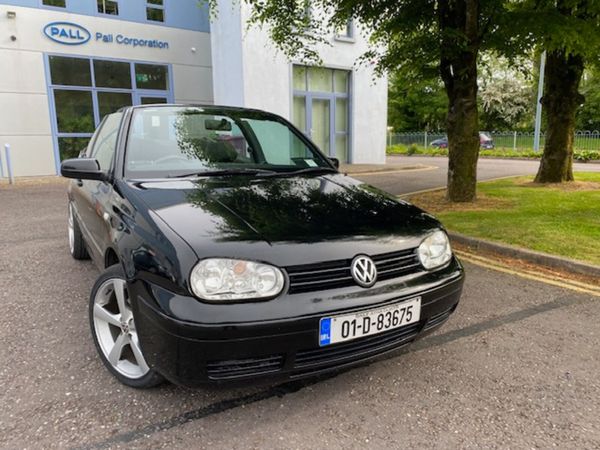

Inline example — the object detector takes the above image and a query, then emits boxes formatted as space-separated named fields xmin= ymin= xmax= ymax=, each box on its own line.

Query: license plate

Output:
xmin=318 ymin=297 xmax=421 ymax=346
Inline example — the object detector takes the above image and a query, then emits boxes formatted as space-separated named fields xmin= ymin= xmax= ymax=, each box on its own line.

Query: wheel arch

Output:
xmin=104 ymin=247 xmax=120 ymax=268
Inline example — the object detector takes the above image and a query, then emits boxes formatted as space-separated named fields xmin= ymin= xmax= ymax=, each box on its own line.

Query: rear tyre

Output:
xmin=68 ymin=202 xmax=89 ymax=260
xmin=89 ymin=265 xmax=165 ymax=389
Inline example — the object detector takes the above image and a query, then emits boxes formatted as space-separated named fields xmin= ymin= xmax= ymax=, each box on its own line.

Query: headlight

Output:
xmin=190 ymin=258 xmax=285 ymax=301
xmin=418 ymin=230 xmax=452 ymax=270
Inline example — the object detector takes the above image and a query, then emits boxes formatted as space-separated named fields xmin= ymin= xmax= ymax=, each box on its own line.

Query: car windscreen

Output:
xmin=124 ymin=106 xmax=332 ymax=178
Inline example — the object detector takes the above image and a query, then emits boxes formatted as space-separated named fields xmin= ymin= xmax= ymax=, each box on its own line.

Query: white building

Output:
xmin=0 ymin=0 xmax=387 ymax=177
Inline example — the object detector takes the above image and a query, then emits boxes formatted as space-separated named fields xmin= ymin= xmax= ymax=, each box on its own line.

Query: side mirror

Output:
xmin=60 ymin=158 xmax=106 ymax=181
xmin=328 ymin=157 xmax=340 ymax=169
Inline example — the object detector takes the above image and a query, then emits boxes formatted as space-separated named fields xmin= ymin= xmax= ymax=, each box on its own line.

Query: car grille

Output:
xmin=285 ymin=248 xmax=422 ymax=294
xmin=293 ymin=322 xmax=422 ymax=372
xmin=206 ymin=355 xmax=284 ymax=381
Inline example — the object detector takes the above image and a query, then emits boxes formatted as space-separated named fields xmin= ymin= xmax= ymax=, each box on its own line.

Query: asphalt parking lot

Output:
xmin=1 ymin=181 xmax=599 ymax=449
xmin=363 ymin=156 xmax=600 ymax=195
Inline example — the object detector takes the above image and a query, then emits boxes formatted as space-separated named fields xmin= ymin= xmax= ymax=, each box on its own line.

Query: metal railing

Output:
xmin=387 ymin=131 xmax=600 ymax=152
xmin=387 ymin=132 xmax=447 ymax=148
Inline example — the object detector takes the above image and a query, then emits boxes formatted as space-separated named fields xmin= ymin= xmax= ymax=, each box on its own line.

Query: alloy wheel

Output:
xmin=92 ymin=278 xmax=150 ymax=379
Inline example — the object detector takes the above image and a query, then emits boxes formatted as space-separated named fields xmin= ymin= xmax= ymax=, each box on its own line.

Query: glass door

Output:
xmin=309 ymin=97 xmax=332 ymax=156
xmin=292 ymin=65 xmax=350 ymax=162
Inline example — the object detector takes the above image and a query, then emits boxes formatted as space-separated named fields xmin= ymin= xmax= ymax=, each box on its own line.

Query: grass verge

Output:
xmin=406 ymin=172 xmax=600 ymax=266
xmin=387 ymin=144 xmax=600 ymax=162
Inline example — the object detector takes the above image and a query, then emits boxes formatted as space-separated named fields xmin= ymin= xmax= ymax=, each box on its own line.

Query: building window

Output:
xmin=335 ymin=19 xmax=354 ymax=40
xmin=146 ymin=0 xmax=165 ymax=22
xmin=93 ymin=60 xmax=131 ymax=89
xmin=42 ymin=0 xmax=66 ymax=7
xmin=97 ymin=0 xmax=119 ymax=15
xmin=135 ymin=64 xmax=169 ymax=90
xmin=49 ymin=56 xmax=92 ymax=87
xmin=47 ymin=55 xmax=171 ymax=161
xmin=292 ymin=65 xmax=350 ymax=162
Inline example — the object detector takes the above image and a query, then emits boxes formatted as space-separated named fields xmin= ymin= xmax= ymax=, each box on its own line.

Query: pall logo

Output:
xmin=43 ymin=22 xmax=91 ymax=45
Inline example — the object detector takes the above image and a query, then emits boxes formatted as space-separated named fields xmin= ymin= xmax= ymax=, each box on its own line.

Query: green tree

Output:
xmin=388 ymin=73 xmax=447 ymax=132
xmin=232 ymin=0 xmax=528 ymax=202
xmin=478 ymin=55 xmax=535 ymax=130
xmin=521 ymin=0 xmax=600 ymax=183
xmin=388 ymin=54 xmax=535 ymax=133
xmin=479 ymin=77 xmax=534 ymax=130
xmin=576 ymin=69 xmax=600 ymax=130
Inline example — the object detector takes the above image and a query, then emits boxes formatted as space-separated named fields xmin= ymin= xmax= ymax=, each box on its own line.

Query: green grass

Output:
xmin=387 ymin=144 xmax=600 ymax=161
xmin=411 ymin=173 xmax=600 ymax=266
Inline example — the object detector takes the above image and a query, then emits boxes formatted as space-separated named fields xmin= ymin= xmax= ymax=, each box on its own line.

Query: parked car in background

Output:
xmin=61 ymin=105 xmax=464 ymax=388
xmin=479 ymin=132 xmax=495 ymax=149
xmin=429 ymin=137 xmax=449 ymax=149
xmin=430 ymin=133 xmax=494 ymax=149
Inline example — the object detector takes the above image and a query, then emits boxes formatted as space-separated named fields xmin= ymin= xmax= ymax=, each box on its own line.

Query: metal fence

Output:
xmin=388 ymin=131 xmax=600 ymax=152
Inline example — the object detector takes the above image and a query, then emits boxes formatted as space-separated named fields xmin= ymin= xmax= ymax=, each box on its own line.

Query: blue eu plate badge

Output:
xmin=319 ymin=317 xmax=332 ymax=346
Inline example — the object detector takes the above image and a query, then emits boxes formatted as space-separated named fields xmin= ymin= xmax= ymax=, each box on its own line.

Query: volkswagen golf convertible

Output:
xmin=61 ymin=105 xmax=464 ymax=388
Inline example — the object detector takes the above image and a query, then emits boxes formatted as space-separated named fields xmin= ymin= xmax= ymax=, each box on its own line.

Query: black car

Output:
xmin=61 ymin=105 xmax=464 ymax=388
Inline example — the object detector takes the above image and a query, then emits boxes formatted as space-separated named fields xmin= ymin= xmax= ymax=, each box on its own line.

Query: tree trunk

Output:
xmin=444 ymin=59 xmax=480 ymax=202
xmin=439 ymin=0 xmax=481 ymax=202
xmin=534 ymin=50 xmax=584 ymax=183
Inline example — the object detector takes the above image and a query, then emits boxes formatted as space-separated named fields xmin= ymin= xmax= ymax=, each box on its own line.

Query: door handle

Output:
xmin=77 ymin=179 xmax=83 ymax=187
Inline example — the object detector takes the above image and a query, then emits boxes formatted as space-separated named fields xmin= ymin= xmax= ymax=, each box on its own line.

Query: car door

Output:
xmin=69 ymin=121 xmax=104 ymax=263
xmin=74 ymin=112 xmax=123 ymax=266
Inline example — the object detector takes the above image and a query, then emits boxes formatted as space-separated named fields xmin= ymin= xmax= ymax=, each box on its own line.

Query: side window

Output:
xmin=243 ymin=118 xmax=314 ymax=165
xmin=90 ymin=112 xmax=123 ymax=171
xmin=84 ymin=119 xmax=105 ymax=158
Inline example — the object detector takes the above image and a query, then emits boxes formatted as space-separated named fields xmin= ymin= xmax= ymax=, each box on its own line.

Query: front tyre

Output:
xmin=89 ymin=265 xmax=165 ymax=389
xmin=68 ymin=202 xmax=89 ymax=260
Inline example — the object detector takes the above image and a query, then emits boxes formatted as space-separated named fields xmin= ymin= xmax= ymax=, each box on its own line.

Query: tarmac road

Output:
xmin=1 ymin=182 xmax=599 ymax=449
xmin=354 ymin=156 xmax=600 ymax=195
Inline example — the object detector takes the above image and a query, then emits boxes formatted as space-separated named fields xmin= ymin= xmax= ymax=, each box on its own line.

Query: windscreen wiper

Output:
xmin=170 ymin=168 xmax=278 ymax=178
xmin=263 ymin=167 xmax=338 ymax=178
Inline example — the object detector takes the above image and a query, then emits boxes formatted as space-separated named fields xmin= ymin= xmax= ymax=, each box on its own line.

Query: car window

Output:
xmin=243 ymin=118 xmax=311 ymax=165
xmin=125 ymin=106 xmax=330 ymax=178
xmin=91 ymin=112 xmax=122 ymax=171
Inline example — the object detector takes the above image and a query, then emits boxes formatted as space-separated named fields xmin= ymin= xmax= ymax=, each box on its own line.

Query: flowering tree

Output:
xmin=478 ymin=57 xmax=534 ymax=131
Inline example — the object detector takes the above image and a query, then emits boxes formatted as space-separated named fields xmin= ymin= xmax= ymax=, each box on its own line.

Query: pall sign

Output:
xmin=43 ymin=22 xmax=91 ymax=45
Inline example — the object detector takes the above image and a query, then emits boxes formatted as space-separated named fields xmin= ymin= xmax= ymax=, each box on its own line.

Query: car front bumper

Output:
xmin=130 ymin=258 xmax=464 ymax=386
